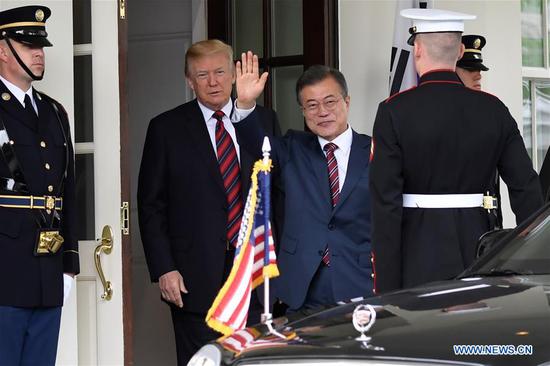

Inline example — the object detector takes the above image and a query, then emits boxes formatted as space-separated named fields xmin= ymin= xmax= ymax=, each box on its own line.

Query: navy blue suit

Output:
xmin=236 ymin=115 xmax=373 ymax=310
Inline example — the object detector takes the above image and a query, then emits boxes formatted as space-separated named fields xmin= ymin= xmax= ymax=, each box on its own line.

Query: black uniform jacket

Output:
xmin=0 ymin=81 xmax=79 ymax=307
xmin=138 ymin=99 xmax=279 ymax=314
xmin=370 ymin=70 xmax=543 ymax=294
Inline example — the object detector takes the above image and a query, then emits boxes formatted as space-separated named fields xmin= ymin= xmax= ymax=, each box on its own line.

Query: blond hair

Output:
xmin=185 ymin=39 xmax=234 ymax=76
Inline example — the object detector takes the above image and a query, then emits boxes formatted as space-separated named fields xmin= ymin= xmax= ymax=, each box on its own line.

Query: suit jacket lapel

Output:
xmin=306 ymin=134 xmax=332 ymax=210
xmin=334 ymin=130 xmax=370 ymax=210
xmin=0 ymin=81 xmax=38 ymax=132
xmin=183 ymin=100 xmax=225 ymax=192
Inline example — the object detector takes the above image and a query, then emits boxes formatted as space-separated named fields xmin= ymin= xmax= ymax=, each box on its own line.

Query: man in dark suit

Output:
xmin=235 ymin=61 xmax=374 ymax=312
xmin=137 ymin=40 xmax=279 ymax=365
xmin=0 ymin=6 xmax=79 ymax=366
xmin=370 ymin=8 xmax=543 ymax=294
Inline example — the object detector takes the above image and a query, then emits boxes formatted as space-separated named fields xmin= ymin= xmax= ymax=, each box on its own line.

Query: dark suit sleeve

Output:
xmin=498 ymin=108 xmax=543 ymax=224
xmin=370 ymin=101 xmax=403 ymax=293
xmin=138 ymin=117 xmax=176 ymax=282
xmin=60 ymin=112 xmax=79 ymax=275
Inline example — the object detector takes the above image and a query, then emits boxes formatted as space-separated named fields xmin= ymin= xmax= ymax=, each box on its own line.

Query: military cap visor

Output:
xmin=0 ymin=6 xmax=52 ymax=47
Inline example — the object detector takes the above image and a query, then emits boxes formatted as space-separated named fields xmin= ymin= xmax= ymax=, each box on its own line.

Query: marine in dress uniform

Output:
xmin=370 ymin=9 xmax=543 ymax=294
xmin=0 ymin=6 xmax=79 ymax=366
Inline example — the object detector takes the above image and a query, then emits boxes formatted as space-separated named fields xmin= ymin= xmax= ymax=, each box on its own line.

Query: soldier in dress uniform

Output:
xmin=370 ymin=8 xmax=543 ymax=294
xmin=0 ymin=5 xmax=78 ymax=365
xmin=456 ymin=34 xmax=488 ymax=90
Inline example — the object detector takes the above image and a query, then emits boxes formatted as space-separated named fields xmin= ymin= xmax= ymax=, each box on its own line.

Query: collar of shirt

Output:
xmin=197 ymin=99 xmax=233 ymax=123
xmin=317 ymin=124 xmax=353 ymax=156
xmin=197 ymin=98 xmax=241 ymax=162
xmin=0 ymin=75 xmax=37 ymax=114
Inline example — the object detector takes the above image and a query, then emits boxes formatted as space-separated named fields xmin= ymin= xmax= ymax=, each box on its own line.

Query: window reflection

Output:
xmin=536 ymin=82 xmax=550 ymax=171
xmin=273 ymin=66 xmax=304 ymax=133
xmin=521 ymin=0 xmax=544 ymax=67
xmin=523 ymin=79 xmax=533 ymax=161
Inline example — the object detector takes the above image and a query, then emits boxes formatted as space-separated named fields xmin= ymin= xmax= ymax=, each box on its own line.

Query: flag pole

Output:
xmin=260 ymin=137 xmax=285 ymax=339
xmin=260 ymin=136 xmax=272 ymax=324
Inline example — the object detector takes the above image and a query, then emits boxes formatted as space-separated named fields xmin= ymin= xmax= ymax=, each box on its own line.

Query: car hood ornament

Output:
xmin=352 ymin=304 xmax=377 ymax=341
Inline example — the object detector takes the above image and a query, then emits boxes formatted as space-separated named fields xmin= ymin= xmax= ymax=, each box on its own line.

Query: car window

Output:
xmin=476 ymin=205 xmax=550 ymax=275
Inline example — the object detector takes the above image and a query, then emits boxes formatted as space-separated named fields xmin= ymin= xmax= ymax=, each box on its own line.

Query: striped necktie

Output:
xmin=322 ymin=142 xmax=340 ymax=266
xmin=214 ymin=110 xmax=243 ymax=249
xmin=324 ymin=142 xmax=340 ymax=207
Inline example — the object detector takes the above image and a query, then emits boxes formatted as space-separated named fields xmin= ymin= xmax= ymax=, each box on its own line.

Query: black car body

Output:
xmin=189 ymin=205 xmax=550 ymax=366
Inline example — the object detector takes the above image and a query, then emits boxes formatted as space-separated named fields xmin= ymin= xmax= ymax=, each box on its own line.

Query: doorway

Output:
xmin=128 ymin=1 xmax=194 ymax=365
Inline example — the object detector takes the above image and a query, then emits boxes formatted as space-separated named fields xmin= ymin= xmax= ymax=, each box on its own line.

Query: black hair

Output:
xmin=295 ymin=65 xmax=348 ymax=105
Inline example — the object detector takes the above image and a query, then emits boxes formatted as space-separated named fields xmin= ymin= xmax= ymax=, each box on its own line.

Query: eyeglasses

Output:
xmin=302 ymin=96 xmax=343 ymax=114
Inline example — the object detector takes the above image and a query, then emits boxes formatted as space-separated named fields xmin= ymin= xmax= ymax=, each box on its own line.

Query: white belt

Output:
xmin=402 ymin=193 xmax=484 ymax=208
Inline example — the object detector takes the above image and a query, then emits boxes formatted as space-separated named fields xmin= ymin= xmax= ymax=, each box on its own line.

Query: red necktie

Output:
xmin=214 ymin=111 xmax=243 ymax=248
xmin=322 ymin=142 xmax=340 ymax=266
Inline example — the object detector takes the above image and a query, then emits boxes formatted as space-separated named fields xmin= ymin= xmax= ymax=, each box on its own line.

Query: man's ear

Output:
xmin=0 ymin=44 xmax=9 ymax=62
xmin=186 ymin=77 xmax=194 ymax=91
xmin=457 ymin=43 xmax=465 ymax=62
xmin=413 ymin=41 xmax=422 ymax=59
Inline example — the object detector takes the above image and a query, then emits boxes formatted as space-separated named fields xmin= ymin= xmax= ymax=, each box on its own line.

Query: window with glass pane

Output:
xmin=273 ymin=65 xmax=304 ymax=133
xmin=73 ymin=0 xmax=91 ymax=45
xmin=75 ymin=154 xmax=95 ymax=240
xmin=233 ymin=0 xmax=263 ymax=57
xmin=523 ymin=80 xmax=533 ymax=160
xmin=74 ymin=55 xmax=94 ymax=143
xmin=522 ymin=0 xmax=544 ymax=67
xmin=536 ymin=81 xmax=550 ymax=171
xmin=272 ymin=0 xmax=303 ymax=57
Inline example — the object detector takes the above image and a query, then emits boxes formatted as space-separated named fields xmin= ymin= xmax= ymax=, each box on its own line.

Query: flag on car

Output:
xmin=206 ymin=158 xmax=279 ymax=336
xmin=389 ymin=0 xmax=433 ymax=96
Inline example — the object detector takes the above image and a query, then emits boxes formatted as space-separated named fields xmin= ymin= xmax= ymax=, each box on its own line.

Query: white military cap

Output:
xmin=401 ymin=8 xmax=476 ymax=45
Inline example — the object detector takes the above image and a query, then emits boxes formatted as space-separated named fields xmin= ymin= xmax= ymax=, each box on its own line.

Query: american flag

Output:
xmin=389 ymin=0 xmax=433 ymax=96
xmin=206 ymin=159 xmax=279 ymax=336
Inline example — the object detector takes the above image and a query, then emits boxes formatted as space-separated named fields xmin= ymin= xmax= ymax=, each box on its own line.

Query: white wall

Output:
xmin=339 ymin=0 xmax=522 ymax=227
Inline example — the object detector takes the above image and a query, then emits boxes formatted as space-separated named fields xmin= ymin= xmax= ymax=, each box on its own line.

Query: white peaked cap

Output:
xmin=401 ymin=8 xmax=476 ymax=36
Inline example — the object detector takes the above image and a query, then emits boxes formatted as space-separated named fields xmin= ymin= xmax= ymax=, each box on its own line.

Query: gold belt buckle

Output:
xmin=482 ymin=195 xmax=498 ymax=210
xmin=36 ymin=230 xmax=64 ymax=255
xmin=45 ymin=196 xmax=56 ymax=210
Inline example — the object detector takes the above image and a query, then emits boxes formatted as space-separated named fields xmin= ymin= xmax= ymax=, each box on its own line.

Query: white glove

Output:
xmin=63 ymin=274 xmax=74 ymax=305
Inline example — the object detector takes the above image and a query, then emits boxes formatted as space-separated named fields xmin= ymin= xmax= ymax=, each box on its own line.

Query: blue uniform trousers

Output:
xmin=0 ymin=306 xmax=62 ymax=366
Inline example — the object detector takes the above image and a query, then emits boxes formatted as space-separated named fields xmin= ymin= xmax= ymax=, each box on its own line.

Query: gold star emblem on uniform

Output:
xmin=35 ymin=9 xmax=45 ymax=22
xmin=1 ymin=93 xmax=10 ymax=101
xmin=473 ymin=38 xmax=481 ymax=49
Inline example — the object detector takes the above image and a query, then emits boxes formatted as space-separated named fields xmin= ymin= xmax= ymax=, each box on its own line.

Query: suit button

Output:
xmin=371 ymin=273 xmax=375 ymax=279
xmin=40 ymin=141 xmax=46 ymax=148
xmin=45 ymin=163 xmax=50 ymax=170
xmin=48 ymin=185 xmax=54 ymax=192
xmin=328 ymin=223 xmax=335 ymax=230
